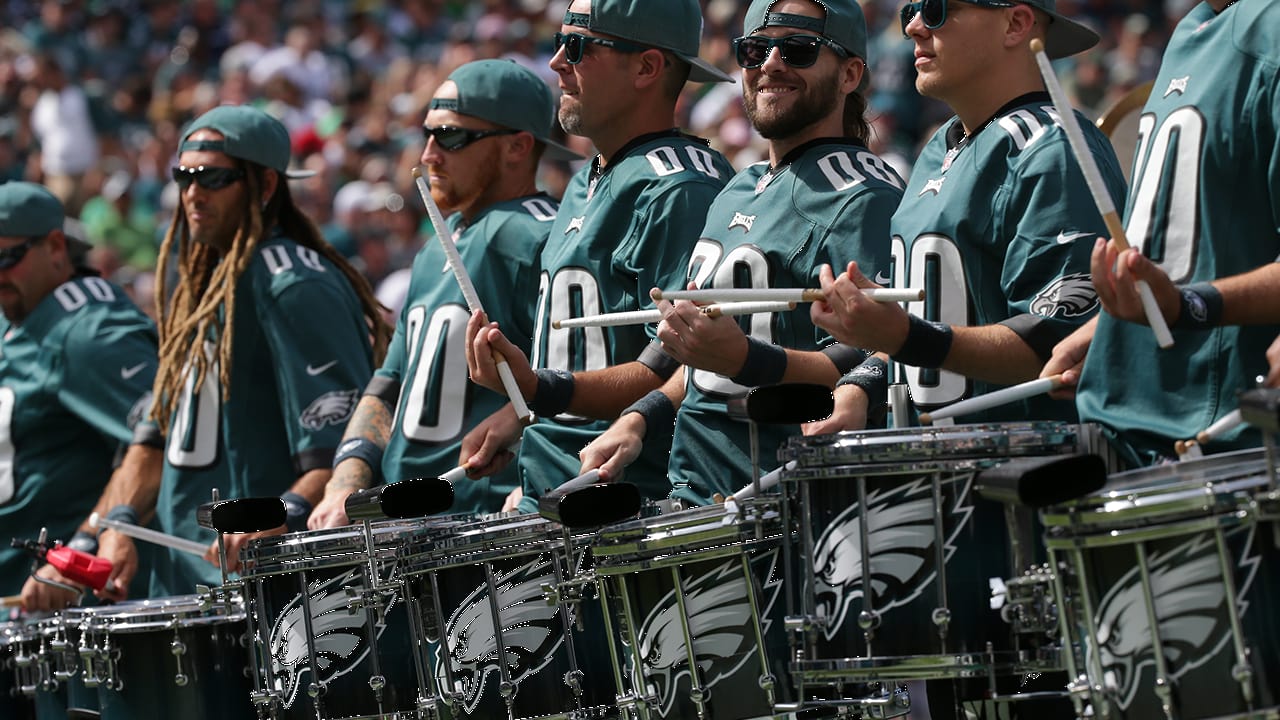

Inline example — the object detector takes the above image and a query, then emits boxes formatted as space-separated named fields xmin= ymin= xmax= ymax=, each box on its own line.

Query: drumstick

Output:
xmin=1 ymin=594 xmax=20 ymax=608
xmin=919 ymin=375 xmax=1063 ymax=425
xmin=1194 ymin=408 xmax=1244 ymax=445
xmin=411 ymin=167 xmax=533 ymax=423
xmin=439 ymin=442 xmax=522 ymax=483
xmin=652 ymin=288 xmax=924 ymax=304
xmin=1030 ymin=38 xmax=1174 ymax=349
xmin=730 ymin=460 xmax=797 ymax=502
xmin=552 ymin=301 xmax=797 ymax=329
xmin=90 ymin=512 xmax=210 ymax=557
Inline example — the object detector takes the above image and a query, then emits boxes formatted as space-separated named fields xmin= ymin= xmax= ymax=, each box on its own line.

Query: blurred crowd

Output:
xmin=0 ymin=0 xmax=1199 ymax=318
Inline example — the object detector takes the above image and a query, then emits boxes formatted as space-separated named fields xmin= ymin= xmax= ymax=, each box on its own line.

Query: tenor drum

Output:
xmin=240 ymin=519 xmax=456 ymax=719
xmin=1041 ymin=448 xmax=1280 ymax=719
xmin=780 ymin=422 xmax=1081 ymax=684
xmin=2 ymin=618 xmax=36 ymax=719
xmin=400 ymin=513 xmax=615 ymax=720
xmin=65 ymin=594 xmax=252 ymax=719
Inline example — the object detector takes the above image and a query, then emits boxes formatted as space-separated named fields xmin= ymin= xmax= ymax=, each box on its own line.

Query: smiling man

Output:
xmin=810 ymin=0 xmax=1125 ymax=426
xmin=309 ymin=60 xmax=580 ymax=525
xmin=86 ymin=105 xmax=390 ymax=597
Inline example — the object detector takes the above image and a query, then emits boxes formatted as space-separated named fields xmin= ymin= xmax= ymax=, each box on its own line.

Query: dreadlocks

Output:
xmin=151 ymin=160 xmax=392 ymax=431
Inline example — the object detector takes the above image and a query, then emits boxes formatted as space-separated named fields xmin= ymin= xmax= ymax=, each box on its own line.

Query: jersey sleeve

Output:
xmin=57 ymin=306 xmax=158 ymax=445
xmin=810 ymin=186 xmax=899 ymax=347
xmin=260 ymin=279 xmax=374 ymax=471
xmin=374 ymin=294 xmax=411 ymax=386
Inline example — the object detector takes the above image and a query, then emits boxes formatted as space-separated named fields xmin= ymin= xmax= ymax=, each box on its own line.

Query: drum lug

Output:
xmin=170 ymin=631 xmax=189 ymax=687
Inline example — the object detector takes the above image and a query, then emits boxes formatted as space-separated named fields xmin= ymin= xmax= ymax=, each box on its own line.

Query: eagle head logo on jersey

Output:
xmin=1030 ymin=273 xmax=1098 ymax=319
xmin=435 ymin=554 xmax=569 ymax=715
xmin=268 ymin=569 xmax=389 ymax=708
xmin=299 ymin=388 xmax=359 ymax=430
xmin=1088 ymin=529 xmax=1259 ymax=712
xmin=632 ymin=548 xmax=782 ymax=718
xmin=811 ymin=477 xmax=973 ymax=642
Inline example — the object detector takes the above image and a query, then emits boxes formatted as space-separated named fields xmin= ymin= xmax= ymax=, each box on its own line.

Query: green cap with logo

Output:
xmin=743 ymin=0 xmax=868 ymax=62
xmin=0 ymin=181 xmax=64 ymax=237
xmin=1017 ymin=0 xmax=1099 ymax=59
xmin=179 ymin=105 xmax=314 ymax=178
xmin=429 ymin=59 xmax=583 ymax=161
xmin=563 ymin=0 xmax=734 ymax=84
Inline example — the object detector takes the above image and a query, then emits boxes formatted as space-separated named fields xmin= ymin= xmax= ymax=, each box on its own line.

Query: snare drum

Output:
xmin=400 ymin=513 xmax=615 ymax=720
xmin=30 ymin=611 xmax=98 ymax=718
xmin=240 ymin=519 xmax=453 ymax=720
xmin=65 ymin=594 xmax=253 ymax=719
xmin=592 ymin=499 xmax=802 ymax=720
xmin=1041 ymin=448 xmax=1280 ymax=719
xmin=780 ymin=422 xmax=1080 ymax=684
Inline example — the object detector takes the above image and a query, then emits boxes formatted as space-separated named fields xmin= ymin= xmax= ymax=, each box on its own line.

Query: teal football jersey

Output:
xmin=1077 ymin=0 xmax=1280 ymax=466
xmin=668 ymin=141 xmax=904 ymax=506
xmin=153 ymin=232 xmax=374 ymax=596
xmin=376 ymin=195 xmax=556 ymax=513
xmin=516 ymin=132 xmax=733 ymax=511
xmin=892 ymin=94 xmax=1126 ymax=422
xmin=0 ymin=276 xmax=156 ymax=594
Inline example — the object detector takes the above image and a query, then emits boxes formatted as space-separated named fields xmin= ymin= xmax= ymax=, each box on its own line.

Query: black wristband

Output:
xmin=821 ymin=343 xmax=869 ymax=374
xmin=68 ymin=530 xmax=99 ymax=554
xmin=332 ymin=438 xmax=384 ymax=481
xmin=105 ymin=503 xmax=141 ymax=527
xmin=837 ymin=356 xmax=889 ymax=411
xmin=532 ymin=368 xmax=576 ymax=417
xmin=730 ymin=337 xmax=788 ymax=387
xmin=637 ymin=341 xmax=680 ymax=380
xmin=621 ymin=389 xmax=677 ymax=439
xmin=280 ymin=492 xmax=313 ymax=534
xmin=131 ymin=421 xmax=164 ymax=449
xmin=1173 ymin=282 xmax=1223 ymax=330
xmin=892 ymin=315 xmax=954 ymax=369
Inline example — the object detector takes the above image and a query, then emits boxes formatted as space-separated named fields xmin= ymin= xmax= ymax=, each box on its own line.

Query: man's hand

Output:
xmin=95 ymin=529 xmax=138 ymax=602
xmin=500 ymin=486 xmax=524 ymax=513
xmin=1091 ymin=238 xmax=1180 ymax=325
xmin=460 ymin=404 xmax=524 ymax=478
xmin=810 ymin=262 xmax=910 ymax=353
xmin=578 ymin=412 xmax=647 ymax=482
xmin=654 ymin=288 xmax=748 ymax=376
xmin=21 ymin=564 xmax=84 ymax=611
xmin=1266 ymin=334 xmax=1280 ymax=388
xmin=1041 ymin=316 xmax=1098 ymax=400
xmin=208 ymin=526 xmax=287 ymax=574
xmin=802 ymin=384 xmax=868 ymax=435
xmin=465 ymin=311 xmax=535 ymax=398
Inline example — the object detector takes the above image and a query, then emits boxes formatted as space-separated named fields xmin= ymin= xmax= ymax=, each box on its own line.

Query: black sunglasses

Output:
xmin=733 ymin=35 xmax=848 ymax=69
xmin=171 ymin=165 xmax=246 ymax=191
xmin=0 ymin=235 xmax=44 ymax=270
xmin=554 ymin=31 xmax=649 ymax=65
xmin=901 ymin=0 xmax=1018 ymax=34
xmin=422 ymin=125 xmax=521 ymax=152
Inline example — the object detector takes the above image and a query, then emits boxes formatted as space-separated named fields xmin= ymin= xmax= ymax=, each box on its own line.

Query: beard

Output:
xmin=428 ymin=148 xmax=502 ymax=217
xmin=743 ymin=74 xmax=841 ymax=140
xmin=558 ymin=101 xmax=584 ymax=137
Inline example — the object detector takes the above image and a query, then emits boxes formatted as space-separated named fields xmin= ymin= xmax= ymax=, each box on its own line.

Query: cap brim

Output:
xmin=1043 ymin=15 xmax=1100 ymax=59
xmin=684 ymin=56 xmax=736 ymax=84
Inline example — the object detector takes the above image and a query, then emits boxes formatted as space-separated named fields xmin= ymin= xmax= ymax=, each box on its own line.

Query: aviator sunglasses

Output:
xmin=171 ymin=165 xmax=247 ymax=191
xmin=901 ymin=0 xmax=1018 ymax=34
xmin=733 ymin=35 xmax=848 ymax=69
xmin=553 ymin=32 xmax=649 ymax=64
xmin=422 ymin=125 xmax=520 ymax=152
xmin=0 ymin=235 xmax=44 ymax=270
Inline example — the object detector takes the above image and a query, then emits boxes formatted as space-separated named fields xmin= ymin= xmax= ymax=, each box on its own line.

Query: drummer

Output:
xmin=809 ymin=0 xmax=1122 ymax=429
xmin=1043 ymin=0 xmax=1280 ymax=467
xmin=574 ymin=0 xmax=903 ymax=506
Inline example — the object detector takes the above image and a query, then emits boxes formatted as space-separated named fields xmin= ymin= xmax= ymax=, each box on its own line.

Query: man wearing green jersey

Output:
xmin=0 ymin=183 xmax=156 ymax=613
xmin=1046 ymin=0 xmax=1280 ymax=466
xmin=576 ymin=0 xmax=905 ymax=505
xmin=465 ymin=0 xmax=735 ymax=511
xmin=811 ymin=0 xmax=1124 ymax=427
xmin=309 ymin=60 xmax=580 ymax=525
xmin=88 ymin=106 xmax=390 ymax=597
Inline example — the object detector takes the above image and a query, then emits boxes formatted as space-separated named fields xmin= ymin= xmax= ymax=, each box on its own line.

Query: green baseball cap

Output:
xmin=1018 ymin=0 xmax=1099 ymax=58
xmin=563 ymin=0 xmax=734 ymax=84
xmin=743 ymin=0 xmax=868 ymax=62
xmin=429 ymin=59 xmax=583 ymax=161
xmin=179 ymin=105 xmax=315 ymax=177
xmin=0 ymin=181 xmax=64 ymax=237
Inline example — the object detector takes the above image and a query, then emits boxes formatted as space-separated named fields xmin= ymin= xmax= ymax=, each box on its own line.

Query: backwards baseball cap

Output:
xmin=563 ymin=0 xmax=734 ymax=84
xmin=0 ymin=181 xmax=64 ymax=237
xmin=743 ymin=0 xmax=868 ymax=62
xmin=180 ymin=105 xmax=315 ymax=178
xmin=1018 ymin=0 xmax=1099 ymax=58
xmin=429 ymin=59 xmax=583 ymax=161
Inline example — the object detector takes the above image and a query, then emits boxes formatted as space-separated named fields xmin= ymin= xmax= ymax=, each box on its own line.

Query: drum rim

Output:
xmin=780 ymin=421 xmax=1078 ymax=468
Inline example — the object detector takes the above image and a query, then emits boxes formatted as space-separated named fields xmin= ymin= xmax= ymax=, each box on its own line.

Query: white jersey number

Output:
xmin=688 ymin=243 xmax=775 ymax=397
xmin=892 ymin=234 xmax=969 ymax=407
xmin=1126 ymin=106 xmax=1204 ymax=283
xmin=398 ymin=304 xmax=471 ymax=443
xmin=167 ymin=344 xmax=221 ymax=469
xmin=0 ymin=388 xmax=15 ymax=504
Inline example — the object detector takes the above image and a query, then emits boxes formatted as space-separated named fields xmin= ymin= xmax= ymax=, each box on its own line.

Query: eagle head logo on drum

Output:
xmin=269 ymin=569 xmax=389 ymax=708
xmin=633 ymin=549 xmax=781 ymax=718
xmin=1090 ymin=529 xmax=1259 ymax=712
xmin=436 ymin=554 xmax=568 ymax=715
xmin=811 ymin=478 xmax=972 ymax=641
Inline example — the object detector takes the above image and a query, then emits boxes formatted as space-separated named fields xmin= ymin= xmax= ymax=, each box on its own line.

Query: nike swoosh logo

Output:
xmin=1056 ymin=230 xmax=1094 ymax=244
xmin=306 ymin=360 xmax=338 ymax=376
xmin=874 ymin=271 xmax=892 ymax=285
xmin=121 ymin=363 xmax=147 ymax=380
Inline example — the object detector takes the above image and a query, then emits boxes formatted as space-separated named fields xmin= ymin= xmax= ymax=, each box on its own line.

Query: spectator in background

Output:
xmin=29 ymin=52 xmax=98 ymax=215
